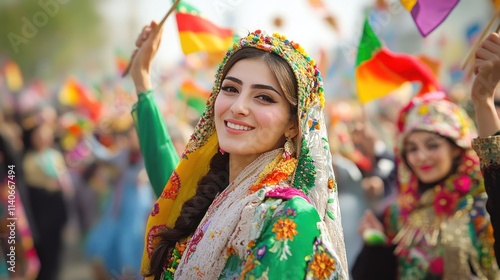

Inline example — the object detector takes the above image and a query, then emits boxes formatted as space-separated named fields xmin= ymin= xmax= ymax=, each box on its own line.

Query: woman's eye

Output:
xmin=405 ymin=147 xmax=418 ymax=154
xmin=256 ymin=95 xmax=276 ymax=103
xmin=221 ymin=86 xmax=238 ymax=93
xmin=427 ymin=143 xmax=439 ymax=150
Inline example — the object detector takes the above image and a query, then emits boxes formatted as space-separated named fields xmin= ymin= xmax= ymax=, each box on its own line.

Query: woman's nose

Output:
xmin=230 ymin=95 xmax=249 ymax=116
xmin=413 ymin=148 xmax=428 ymax=161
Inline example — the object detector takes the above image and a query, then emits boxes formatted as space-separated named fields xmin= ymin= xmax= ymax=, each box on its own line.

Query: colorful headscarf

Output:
xmin=394 ymin=91 xmax=481 ymax=212
xmin=386 ymin=92 xmax=498 ymax=278
xmin=141 ymin=30 xmax=347 ymax=276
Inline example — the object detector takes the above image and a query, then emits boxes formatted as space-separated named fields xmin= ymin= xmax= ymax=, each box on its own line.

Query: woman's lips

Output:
xmin=420 ymin=165 xmax=433 ymax=172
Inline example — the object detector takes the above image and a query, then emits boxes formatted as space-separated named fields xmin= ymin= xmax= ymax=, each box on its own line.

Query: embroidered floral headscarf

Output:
xmin=387 ymin=91 xmax=498 ymax=278
xmin=141 ymin=30 xmax=347 ymax=276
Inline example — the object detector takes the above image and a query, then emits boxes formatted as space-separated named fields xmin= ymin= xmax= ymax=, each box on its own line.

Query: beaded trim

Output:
xmin=184 ymin=30 xmax=325 ymax=157
xmin=472 ymin=135 xmax=500 ymax=168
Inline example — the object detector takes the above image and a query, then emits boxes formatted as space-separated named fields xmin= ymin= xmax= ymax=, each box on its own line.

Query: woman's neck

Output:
xmin=228 ymin=153 xmax=260 ymax=182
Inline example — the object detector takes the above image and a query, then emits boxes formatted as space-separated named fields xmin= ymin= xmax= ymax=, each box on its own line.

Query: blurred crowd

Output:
xmin=2 ymin=65 xmax=495 ymax=279
xmin=1 ymin=0 xmax=500 ymax=279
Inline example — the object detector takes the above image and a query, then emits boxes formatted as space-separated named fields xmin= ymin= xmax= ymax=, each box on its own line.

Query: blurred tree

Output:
xmin=0 ymin=0 xmax=103 ymax=81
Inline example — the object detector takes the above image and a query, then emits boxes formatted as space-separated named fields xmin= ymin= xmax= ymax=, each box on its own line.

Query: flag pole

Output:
xmin=461 ymin=9 xmax=500 ymax=76
xmin=121 ymin=0 xmax=181 ymax=78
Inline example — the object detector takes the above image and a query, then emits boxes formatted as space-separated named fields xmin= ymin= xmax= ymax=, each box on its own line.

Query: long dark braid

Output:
xmin=146 ymin=151 xmax=229 ymax=279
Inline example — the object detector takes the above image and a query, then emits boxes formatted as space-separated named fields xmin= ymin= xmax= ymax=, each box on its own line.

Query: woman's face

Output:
xmin=31 ymin=124 xmax=54 ymax=151
xmin=214 ymin=58 xmax=298 ymax=160
xmin=404 ymin=131 xmax=462 ymax=184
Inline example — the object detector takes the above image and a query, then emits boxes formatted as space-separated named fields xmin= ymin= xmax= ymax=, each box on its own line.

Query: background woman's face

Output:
xmin=214 ymin=58 xmax=297 ymax=160
xmin=31 ymin=124 xmax=54 ymax=151
xmin=404 ymin=131 xmax=462 ymax=184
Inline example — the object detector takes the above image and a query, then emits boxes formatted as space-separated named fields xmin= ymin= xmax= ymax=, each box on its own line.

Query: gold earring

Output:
xmin=283 ymin=137 xmax=295 ymax=159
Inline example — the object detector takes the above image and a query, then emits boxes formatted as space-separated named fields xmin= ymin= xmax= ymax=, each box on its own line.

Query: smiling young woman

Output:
xmin=129 ymin=24 xmax=348 ymax=280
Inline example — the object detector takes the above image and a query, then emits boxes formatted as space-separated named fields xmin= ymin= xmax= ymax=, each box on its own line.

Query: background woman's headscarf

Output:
xmin=394 ymin=91 xmax=481 ymax=217
xmin=388 ymin=91 xmax=498 ymax=278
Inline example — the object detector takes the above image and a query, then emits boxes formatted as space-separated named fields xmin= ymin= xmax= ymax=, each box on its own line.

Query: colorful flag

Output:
xmin=401 ymin=0 xmax=460 ymax=37
xmin=417 ymin=54 xmax=441 ymax=78
xmin=59 ymin=77 xmax=102 ymax=121
xmin=177 ymin=79 xmax=210 ymax=114
xmin=175 ymin=1 xmax=233 ymax=54
xmin=4 ymin=60 xmax=23 ymax=92
xmin=355 ymin=20 xmax=440 ymax=104
xmin=115 ymin=49 xmax=129 ymax=76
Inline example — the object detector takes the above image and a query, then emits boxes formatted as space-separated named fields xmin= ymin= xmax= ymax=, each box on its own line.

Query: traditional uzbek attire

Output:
xmin=353 ymin=92 xmax=499 ymax=279
xmin=136 ymin=30 xmax=348 ymax=279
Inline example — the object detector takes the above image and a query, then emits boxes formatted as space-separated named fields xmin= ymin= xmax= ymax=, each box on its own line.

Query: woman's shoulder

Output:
xmin=265 ymin=187 xmax=320 ymax=220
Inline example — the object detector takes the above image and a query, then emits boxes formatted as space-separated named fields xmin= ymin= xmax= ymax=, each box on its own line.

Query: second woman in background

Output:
xmin=354 ymin=91 xmax=499 ymax=279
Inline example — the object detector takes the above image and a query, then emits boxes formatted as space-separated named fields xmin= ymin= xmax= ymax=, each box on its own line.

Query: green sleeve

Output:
xmin=242 ymin=197 xmax=339 ymax=279
xmin=131 ymin=90 xmax=180 ymax=198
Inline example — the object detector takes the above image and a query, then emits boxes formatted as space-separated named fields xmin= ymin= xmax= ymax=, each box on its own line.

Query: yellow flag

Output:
xmin=4 ymin=61 xmax=23 ymax=92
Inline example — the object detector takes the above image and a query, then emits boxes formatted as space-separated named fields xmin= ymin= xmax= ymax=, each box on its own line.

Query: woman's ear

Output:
xmin=286 ymin=121 xmax=299 ymax=139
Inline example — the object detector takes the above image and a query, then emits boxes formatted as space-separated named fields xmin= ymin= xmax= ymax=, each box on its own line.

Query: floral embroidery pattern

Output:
xmin=151 ymin=202 xmax=159 ymax=216
xmin=160 ymin=171 xmax=181 ymax=200
xmin=272 ymin=218 xmax=298 ymax=241
xmin=248 ymin=157 xmax=297 ymax=194
xmin=240 ymin=241 xmax=257 ymax=278
xmin=310 ymin=252 xmax=336 ymax=279
xmin=270 ymin=218 xmax=298 ymax=261
xmin=147 ymin=224 xmax=168 ymax=258
xmin=306 ymin=239 xmax=338 ymax=280
xmin=256 ymin=245 xmax=267 ymax=261
xmin=454 ymin=176 xmax=472 ymax=194
xmin=433 ymin=188 xmax=459 ymax=215
xmin=285 ymin=207 xmax=296 ymax=217
xmin=241 ymin=252 xmax=256 ymax=277
xmin=308 ymin=118 xmax=320 ymax=131
xmin=429 ymin=257 xmax=444 ymax=275
xmin=327 ymin=177 xmax=335 ymax=190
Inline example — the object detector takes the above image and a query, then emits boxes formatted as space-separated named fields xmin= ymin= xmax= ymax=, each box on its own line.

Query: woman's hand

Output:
xmin=361 ymin=176 xmax=384 ymax=199
xmin=472 ymin=32 xmax=500 ymax=105
xmin=130 ymin=21 xmax=164 ymax=94
xmin=471 ymin=32 xmax=500 ymax=137
xmin=358 ymin=209 xmax=384 ymax=236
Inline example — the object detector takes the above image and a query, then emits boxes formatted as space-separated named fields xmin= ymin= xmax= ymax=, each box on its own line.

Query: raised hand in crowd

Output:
xmin=130 ymin=21 xmax=164 ymax=94
xmin=472 ymin=32 xmax=500 ymax=136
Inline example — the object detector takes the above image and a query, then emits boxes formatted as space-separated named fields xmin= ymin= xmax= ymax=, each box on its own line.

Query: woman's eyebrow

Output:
xmin=251 ymin=84 xmax=281 ymax=96
xmin=224 ymin=76 xmax=242 ymax=85
xmin=224 ymin=76 xmax=281 ymax=96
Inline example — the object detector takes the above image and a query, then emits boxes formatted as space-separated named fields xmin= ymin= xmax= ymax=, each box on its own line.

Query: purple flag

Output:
xmin=409 ymin=0 xmax=460 ymax=37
